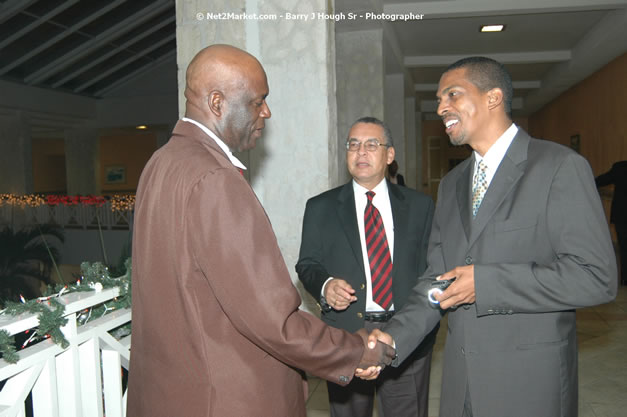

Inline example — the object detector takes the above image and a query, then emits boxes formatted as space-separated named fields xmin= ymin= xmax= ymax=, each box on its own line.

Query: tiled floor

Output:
xmin=306 ymin=286 xmax=627 ymax=417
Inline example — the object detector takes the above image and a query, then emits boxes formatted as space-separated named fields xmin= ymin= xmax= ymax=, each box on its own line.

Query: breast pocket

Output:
xmin=493 ymin=216 xmax=537 ymax=233
xmin=490 ymin=216 xmax=539 ymax=262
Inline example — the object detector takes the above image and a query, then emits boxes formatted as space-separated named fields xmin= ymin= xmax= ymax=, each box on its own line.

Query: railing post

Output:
xmin=55 ymin=313 xmax=82 ymax=417
xmin=32 ymin=357 xmax=59 ymax=417
xmin=102 ymin=348 xmax=124 ymax=417
xmin=79 ymin=338 xmax=103 ymax=417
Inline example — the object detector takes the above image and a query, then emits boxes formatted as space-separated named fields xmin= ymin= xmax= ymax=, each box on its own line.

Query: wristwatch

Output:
xmin=319 ymin=295 xmax=333 ymax=313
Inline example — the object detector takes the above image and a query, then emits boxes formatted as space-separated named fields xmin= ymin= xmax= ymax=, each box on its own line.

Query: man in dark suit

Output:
xmin=365 ymin=57 xmax=617 ymax=417
xmin=296 ymin=117 xmax=437 ymax=417
xmin=596 ymin=160 xmax=627 ymax=285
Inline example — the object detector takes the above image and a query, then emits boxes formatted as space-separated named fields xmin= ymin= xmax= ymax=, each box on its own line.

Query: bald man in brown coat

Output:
xmin=126 ymin=45 xmax=394 ymax=417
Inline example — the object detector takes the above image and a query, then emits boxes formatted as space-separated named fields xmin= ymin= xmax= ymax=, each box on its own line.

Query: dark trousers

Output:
xmin=327 ymin=320 xmax=433 ymax=417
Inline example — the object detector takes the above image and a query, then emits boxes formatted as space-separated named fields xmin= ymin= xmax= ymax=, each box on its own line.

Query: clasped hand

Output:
xmin=354 ymin=329 xmax=395 ymax=380
xmin=354 ymin=329 xmax=395 ymax=377
xmin=324 ymin=278 xmax=357 ymax=310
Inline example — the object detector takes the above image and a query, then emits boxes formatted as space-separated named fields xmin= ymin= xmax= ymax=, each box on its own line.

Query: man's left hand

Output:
xmin=434 ymin=265 xmax=476 ymax=309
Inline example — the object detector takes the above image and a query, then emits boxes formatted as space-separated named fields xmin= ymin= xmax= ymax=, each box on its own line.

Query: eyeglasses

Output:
xmin=346 ymin=139 xmax=391 ymax=152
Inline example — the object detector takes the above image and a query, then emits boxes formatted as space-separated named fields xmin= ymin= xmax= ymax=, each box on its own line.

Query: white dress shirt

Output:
xmin=181 ymin=117 xmax=247 ymax=171
xmin=473 ymin=123 xmax=518 ymax=188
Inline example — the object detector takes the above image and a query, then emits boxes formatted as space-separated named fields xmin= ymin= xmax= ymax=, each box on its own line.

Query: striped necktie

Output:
xmin=472 ymin=160 xmax=488 ymax=217
xmin=364 ymin=191 xmax=393 ymax=310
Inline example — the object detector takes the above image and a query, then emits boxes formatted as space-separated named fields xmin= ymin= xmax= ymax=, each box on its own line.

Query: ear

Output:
xmin=487 ymin=88 xmax=504 ymax=110
xmin=208 ymin=90 xmax=224 ymax=117
xmin=386 ymin=146 xmax=396 ymax=164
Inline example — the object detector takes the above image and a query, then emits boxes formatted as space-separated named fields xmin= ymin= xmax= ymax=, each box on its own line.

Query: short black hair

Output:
xmin=446 ymin=57 xmax=513 ymax=114
xmin=350 ymin=116 xmax=394 ymax=147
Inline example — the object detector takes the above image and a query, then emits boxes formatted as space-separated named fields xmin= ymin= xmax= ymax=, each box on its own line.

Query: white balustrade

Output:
xmin=0 ymin=288 xmax=131 ymax=417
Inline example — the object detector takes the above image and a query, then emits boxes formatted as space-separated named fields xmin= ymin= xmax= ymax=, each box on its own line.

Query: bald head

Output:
xmin=184 ymin=44 xmax=271 ymax=152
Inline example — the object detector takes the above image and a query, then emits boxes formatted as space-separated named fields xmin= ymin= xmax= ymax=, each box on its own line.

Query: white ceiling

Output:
xmin=336 ymin=0 xmax=627 ymax=117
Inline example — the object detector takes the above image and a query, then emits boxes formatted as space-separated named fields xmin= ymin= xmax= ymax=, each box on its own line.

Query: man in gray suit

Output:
xmin=364 ymin=57 xmax=617 ymax=417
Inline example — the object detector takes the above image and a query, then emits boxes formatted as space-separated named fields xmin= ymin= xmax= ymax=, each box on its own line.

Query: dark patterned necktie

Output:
xmin=364 ymin=191 xmax=393 ymax=310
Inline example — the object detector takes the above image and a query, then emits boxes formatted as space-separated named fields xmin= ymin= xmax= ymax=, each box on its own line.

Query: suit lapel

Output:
xmin=388 ymin=182 xmax=408 ymax=278
xmin=456 ymin=159 xmax=473 ymax=242
xmin=337 ymin=183 xmax=365 ymax=275
xmin=468 ymin=131 xmax=529 ymax=247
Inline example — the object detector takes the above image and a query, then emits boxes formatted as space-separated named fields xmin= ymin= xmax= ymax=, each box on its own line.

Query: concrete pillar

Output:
xmin=384 ymin=73 xmax=405 ymax=177
xmin=64 ymin=128 xmax=99 ymax=195
xmin=405 ymin=97 xmax=417 ymax=189
xmin=336 ymin=28 xmax=385 ymax=185
xmin=175 ymin=0 xmax=339 ymax=311
xmin=0 ymin=112 xmax=33 ymax=194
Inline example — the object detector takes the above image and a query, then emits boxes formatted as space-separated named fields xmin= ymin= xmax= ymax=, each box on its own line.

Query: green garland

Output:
xmin=0 ymin=330 xmax=18 ymax=363
xmin=0 ymin=259 xmax=131 ymax=364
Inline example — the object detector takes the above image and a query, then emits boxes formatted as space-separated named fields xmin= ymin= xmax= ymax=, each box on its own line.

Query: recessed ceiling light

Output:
xmin=480 ymin=24 xmax=505 ymax=32
xmin=136 ymin=125 xmax=148 ymax=130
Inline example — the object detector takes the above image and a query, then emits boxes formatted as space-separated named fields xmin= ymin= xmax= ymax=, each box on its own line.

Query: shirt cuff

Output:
xmin=320 ymin=276 xmax=334 ymax=298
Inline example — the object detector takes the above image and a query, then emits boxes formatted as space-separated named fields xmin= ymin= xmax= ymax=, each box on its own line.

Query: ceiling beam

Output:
xmin=23 ymin=0 xmax=172 ymax=85
xmin=415 ymin=81 xmax=542 ymax=91
xmin=405 ymin=51 xmax=571 ymax=67
xmin=74 ymin=34 xmax=175 ymax=93
xmin=51 ymin=14 xmax=175 ymax=88
xmin=0 ymin=0 xmax=127 ymax=76
xmin=0 ymin=0 xmax=37 ymax=24
xmin=0 ymin=0 xmax=80 ymax=50
xmin=0 ymin=80 xmax=96 ymax=118
xmin=384 ymin=0 xmax=627 ymax=18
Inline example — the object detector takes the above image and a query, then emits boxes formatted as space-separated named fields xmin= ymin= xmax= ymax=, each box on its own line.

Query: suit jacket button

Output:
xmin=465 ymin=256 xmax=473 ymax=265
xmin=339 ymin=375 xmax=349 ymax=383
xmin=357 ymin=312 xmax=363 ymax=318
xmin=487 ymin=309 xmax=494 ymax=314
xmin=360 ymin=284 xmax=365 ymax=290
xmin=461 ymin=347 xmax=465 ymax=355
xmin=508 ymin=310 xmax=513 ymax=315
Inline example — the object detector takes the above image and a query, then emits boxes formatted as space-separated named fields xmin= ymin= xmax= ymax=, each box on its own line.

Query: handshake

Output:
xmin=354 ymin=329 xmax=395 ymax=380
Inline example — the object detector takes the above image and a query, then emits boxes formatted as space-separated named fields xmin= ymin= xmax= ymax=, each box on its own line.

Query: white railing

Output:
xmin=0 ymin=288 xmax=131 ymax=417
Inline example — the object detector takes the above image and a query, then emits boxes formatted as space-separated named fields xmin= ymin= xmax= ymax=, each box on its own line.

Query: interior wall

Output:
xmin=32 ymin=138 xmax=66 ymax=193
xmin=100 ymin=133 xmax=157 ymax=193
xmin=528 ymin=53 xmax=627 ymax=175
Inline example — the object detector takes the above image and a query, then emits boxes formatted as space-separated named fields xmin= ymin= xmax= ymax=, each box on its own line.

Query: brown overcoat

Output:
xmin=127 ymin=121 xmax=364 ymax=416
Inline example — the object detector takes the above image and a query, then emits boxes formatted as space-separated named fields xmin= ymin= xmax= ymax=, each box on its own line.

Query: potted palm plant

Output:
xmin=0 ymin=225 xmax=64 ymax=307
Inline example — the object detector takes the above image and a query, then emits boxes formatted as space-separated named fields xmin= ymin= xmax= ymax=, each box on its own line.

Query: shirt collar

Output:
xmin=352 ymin=178 xmax=388 ymax=198
xmin=473 ymin=123 xmax=518 ymax=170
xmin=181 ymin=117 xmax=247 ymax=170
